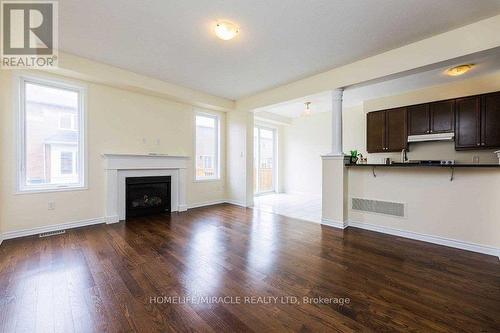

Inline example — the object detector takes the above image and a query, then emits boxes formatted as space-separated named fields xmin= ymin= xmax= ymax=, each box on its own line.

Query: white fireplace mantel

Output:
xmin=103 ymin=153 xmax=190 ymax=223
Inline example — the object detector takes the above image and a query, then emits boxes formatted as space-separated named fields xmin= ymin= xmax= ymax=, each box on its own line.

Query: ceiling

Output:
xmin=255 ymin=49 xmax=500 ymax=118
xmin=59 ymin=0 xmax=500 ymax=100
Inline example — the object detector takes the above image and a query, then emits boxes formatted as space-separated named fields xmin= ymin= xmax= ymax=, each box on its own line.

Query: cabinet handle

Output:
xmin=477 ymin=143 xmax=480 ymax=146
xmin=481 ymin=143 xmax=485 ymax=146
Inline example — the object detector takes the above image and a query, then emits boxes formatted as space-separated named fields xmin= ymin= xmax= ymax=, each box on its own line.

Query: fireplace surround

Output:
xmin=103 ymin=154 xmax=189 ymax=223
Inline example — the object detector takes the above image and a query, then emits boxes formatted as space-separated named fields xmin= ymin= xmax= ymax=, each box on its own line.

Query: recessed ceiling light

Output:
xmin=446 ymin=64 xmax=473 ymax=76
xmin=214 ymin=21 xmax=239 ymax=41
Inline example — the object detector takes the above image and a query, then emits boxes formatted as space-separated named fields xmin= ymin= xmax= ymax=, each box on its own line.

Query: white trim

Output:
xmin=321 ymin=218 xmax=348 ymax=229
xmin=105 ymin=215 xmax=120 ymax=224
xmin=225 ymin=200 xmax=248 ymax=208
xmin=15 ymin=73 xmax=88 ymax=194
xmin=1 ymin=217 xmax=104 ymax=241
xmin=188 ymin=200 xmax=226 ymax=209
xmin=321 ymin=154 xmax=346 ymax=160
xmin=348 ymin=220 xmax=500 ymax=258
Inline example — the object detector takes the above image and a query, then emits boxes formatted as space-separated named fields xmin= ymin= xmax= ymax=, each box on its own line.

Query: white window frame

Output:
xmin=194 ymin=112 xmax=220 ymax=181
xmin=16 ymin=74 xmax=87 ymax=193
xmin=254 ymin=125 xmax=277 ymax=195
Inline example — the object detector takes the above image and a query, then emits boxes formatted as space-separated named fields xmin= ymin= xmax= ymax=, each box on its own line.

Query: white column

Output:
xmin=330 ymin=88 xmax=344 ymax=156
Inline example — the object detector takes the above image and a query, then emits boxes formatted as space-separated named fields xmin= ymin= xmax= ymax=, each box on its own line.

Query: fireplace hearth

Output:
xmin=126 ymin=176 xmax=171 ymax=218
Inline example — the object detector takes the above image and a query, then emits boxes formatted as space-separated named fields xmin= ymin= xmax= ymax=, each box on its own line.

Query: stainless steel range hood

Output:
xmin=407 ymin=132 xmax=454 ymax=143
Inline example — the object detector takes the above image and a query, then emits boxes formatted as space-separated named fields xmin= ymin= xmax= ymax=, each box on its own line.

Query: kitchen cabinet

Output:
xmin=367 ymin=111 xmax=385 ymax=153
xmin=481 ymin=92 xmax=500 ymax=148
xmin=408 ymin=104 xmax=429 ymax=135
xmin=407 ymin=100 xmax=454 ymax=135
xmin=430 ymin=100 xmax=455 ymax=133
xmin=367 ymin=107 xmax=407 ymax=153
xmin=456 ymin=93 xmax=500 ymax=150
xmin=455 ymin=96 xmax=482 ymax=149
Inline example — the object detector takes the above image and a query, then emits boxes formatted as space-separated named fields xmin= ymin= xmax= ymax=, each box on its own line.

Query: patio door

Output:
xmin=254 ymin=126 xmax=276 ymax=195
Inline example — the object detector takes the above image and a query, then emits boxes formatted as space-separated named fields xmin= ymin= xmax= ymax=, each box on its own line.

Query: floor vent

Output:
xmin=39 ymin=230 xmax=66 ymax=238
xmin=351 ymin=198 xmax=406 ymax=217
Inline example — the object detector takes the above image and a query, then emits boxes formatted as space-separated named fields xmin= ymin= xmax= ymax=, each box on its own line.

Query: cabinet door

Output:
xmin=455 ymin=96 xmax=480 ymax=149
xmin=386 ymin=107 xmax=407 ymax=152
xmin=407 ymin=104 xmax=429 ymax=135
xmin=430 ymin=100 xmax=454 ymax=133
xmin=367 ymin=111 xmax=386 ymax=153
xmin=481 ymin=92 xmax=500 ymax=148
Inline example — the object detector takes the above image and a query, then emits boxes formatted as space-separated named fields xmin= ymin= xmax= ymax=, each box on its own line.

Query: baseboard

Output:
xmin=348 ymin=220 xmax=500 ymax=258
xmin=188 ymin=200 xmax=226 ymax=209
xmin=105 ymin=215 xmax=120 ymax=224
xmin=321 ymin=218 xmax=348 ymax=229
xmin=1 ymin=217 xmax=105 ymax=241
xmin=225 ymin=200 xmax=247 ymax=208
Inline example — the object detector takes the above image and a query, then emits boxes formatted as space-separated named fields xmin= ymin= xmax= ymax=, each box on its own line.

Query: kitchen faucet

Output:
xmin=401 ymin=148 xmax=408 ymax=163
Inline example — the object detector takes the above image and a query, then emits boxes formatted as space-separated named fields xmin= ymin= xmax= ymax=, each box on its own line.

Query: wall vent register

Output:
xmin=352 ymin=198 xmax=406 ymax=218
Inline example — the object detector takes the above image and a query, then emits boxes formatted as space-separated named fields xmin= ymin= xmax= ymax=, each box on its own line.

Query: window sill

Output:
xmin=16 ymin=185 xmax=88 ymax=195
xmin=193 ymin=178 xmax=221 ymax=183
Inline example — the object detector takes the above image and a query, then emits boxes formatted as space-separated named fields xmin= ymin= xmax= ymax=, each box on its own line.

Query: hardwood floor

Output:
xmin=0 ymin=204 xmax=499 ymax=332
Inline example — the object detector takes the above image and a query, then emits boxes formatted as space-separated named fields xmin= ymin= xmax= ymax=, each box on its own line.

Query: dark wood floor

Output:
xmin=0 ymin=204 xmax=499 ymax=332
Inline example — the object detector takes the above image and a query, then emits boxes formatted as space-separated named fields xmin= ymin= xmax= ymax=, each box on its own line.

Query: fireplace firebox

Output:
xmin=125 ymin=176 xmax=171 ymax=218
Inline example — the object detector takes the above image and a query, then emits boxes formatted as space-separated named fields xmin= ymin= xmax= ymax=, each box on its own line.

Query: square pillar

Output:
xmin=321 ymin=155 xmax=348 ymax=229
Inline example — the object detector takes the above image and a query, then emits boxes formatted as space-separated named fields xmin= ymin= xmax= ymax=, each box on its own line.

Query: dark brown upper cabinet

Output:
xmin=481 ymin=92 xmax=500 ymax=148
xmin=367 ymin=108 xmax=407 ymax=153
xmin=455 ymin=96 xmax=481 ymax=149
xmin=455 ymin=93 xmax=500 ymax=150
xmin=430 ymin=100 xmax=455 ymax=133
xmin=367 ymin=111 xmax=385 ymax=153
xmin=407 ymin=100 xmax=454 ymax=136
xmin=408 ymin=104 xmax=429 ymax=135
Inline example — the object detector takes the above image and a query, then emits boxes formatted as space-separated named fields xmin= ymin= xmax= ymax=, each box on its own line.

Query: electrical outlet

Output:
xmin=48 ymin=202 xmax=55 ymax=210
xmin=156 ymin=138 xmax=161 ymax=145
xmin=142 ymin=137 xmax=147 ymax=144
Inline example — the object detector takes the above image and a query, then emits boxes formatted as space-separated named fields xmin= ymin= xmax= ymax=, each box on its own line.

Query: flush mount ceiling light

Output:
xmin=446 ymin=64 xmax=473 ymax=76
xmin=302 ymin=102 xmax=312 ymax=117
xmin=214 ymin=21 xmax=239 ymax=40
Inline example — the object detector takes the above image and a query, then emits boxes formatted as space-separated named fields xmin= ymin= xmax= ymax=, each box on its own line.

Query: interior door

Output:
xmin=254 ymin=127 xmax=276 ymax=194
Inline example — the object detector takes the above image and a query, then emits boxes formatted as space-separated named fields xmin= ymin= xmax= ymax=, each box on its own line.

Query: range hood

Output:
xmin=407 ymin=132 xmax=454 ymax=143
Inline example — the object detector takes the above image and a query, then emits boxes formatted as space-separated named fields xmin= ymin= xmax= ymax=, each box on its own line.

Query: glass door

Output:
xmin=254 ymin=126 xmax=276 ymax=195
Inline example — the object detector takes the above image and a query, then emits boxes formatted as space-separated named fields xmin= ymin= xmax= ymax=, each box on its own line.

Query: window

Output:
xmin=60 ymin=152 xmax=74 ymax=174
xmin=59 ymin=113 xmax=77 ymax=130
xmin=195 ymin=113 xmax=219 ymax=180
xmin=18 ymin=76 xmax=86 ymax=192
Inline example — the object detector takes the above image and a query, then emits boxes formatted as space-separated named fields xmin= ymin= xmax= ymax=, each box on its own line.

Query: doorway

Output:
xmin=254 ymin=126 xmax=276 ymax=195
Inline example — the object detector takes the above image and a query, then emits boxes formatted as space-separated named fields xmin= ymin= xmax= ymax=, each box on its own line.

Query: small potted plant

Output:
xmin=349 ymin=150 xmax=361 ymax=164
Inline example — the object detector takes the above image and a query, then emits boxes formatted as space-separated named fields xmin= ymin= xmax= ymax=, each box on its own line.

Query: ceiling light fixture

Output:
xmin=302 ymin=102 xmax=312 ymax=117
xmin=446 ymin=64 xmax=473 ymax=76
xmin=214 ymin=21 xmax=239 ymax=40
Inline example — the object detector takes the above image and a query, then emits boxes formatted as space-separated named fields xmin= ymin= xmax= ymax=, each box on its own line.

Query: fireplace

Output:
xmin=125 ymin=176 xmax=171 ymax=218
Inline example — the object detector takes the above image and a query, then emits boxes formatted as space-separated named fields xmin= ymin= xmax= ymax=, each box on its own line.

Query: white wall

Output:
xmin=0 ymin=70 xmax=226 ymax=234
xmin=283 ymin=112 xmax=331 ymax=196
xmin=226 ymin=111 xmax=254 ymax=206
xmin=348 ymin=168 xmax=500 ymax=249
